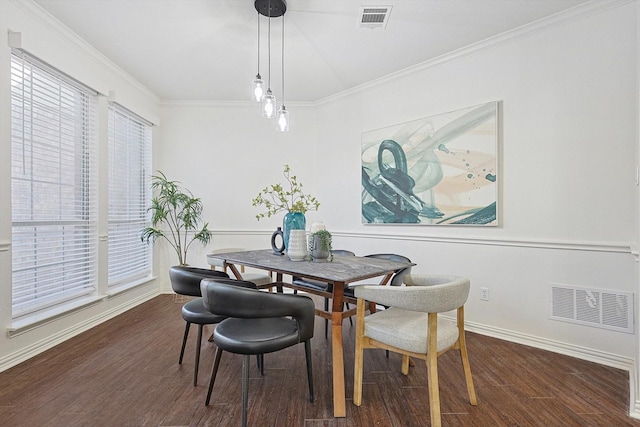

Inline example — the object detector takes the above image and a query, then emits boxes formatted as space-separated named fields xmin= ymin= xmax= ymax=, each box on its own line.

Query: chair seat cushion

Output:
xmin=214 ymin=317 xmax=300 ymax=355
xmin=182 ymin=298 xmax=227 ymax=324
xmin=292 ymin=277 xmax=329 ymax=291
xmin=364 ymin=308 xmax=459 ymax=354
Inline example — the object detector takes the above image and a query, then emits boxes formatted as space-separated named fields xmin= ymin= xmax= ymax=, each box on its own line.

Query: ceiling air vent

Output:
xmin=359 ymin=6 xmax=392 ymax=29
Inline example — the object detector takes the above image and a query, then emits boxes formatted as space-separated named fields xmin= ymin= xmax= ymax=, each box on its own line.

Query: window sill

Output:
xmin=107 ymin=275 xmax=157 ymax=298
xmin=7 ymin=276 xmax=158 ymax=337
xmin=8 ymin=295 xmax=105 ymax=337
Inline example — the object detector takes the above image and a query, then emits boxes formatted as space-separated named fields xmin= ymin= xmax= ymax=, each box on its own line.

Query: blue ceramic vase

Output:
xmin=283 ymin=211 xmax=306 ymax=250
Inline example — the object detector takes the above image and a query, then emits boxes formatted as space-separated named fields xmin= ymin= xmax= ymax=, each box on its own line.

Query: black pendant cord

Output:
xmin=267 ymin=0 xmax=271 ymax=92
xmin=256 ymin=12 xmax=260 ymax=77
xmin=281 ymin=13 xmax=285 ymax=104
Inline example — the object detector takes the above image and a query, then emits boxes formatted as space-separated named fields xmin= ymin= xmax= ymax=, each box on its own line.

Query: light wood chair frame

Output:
xmin=353 ymin=278 xmax=477 ymax=427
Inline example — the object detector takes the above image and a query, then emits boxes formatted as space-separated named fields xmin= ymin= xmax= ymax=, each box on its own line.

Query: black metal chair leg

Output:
xmin=242 ymin=354 xmax=250 ymax=427
xmin=193 ymin=324 xmax=203 ymax=385
xmin=206 ymin=347 xmax=224 ymax=405
xmin=324 ymin=298 xmax=329 ymax=338
xmin=256 ymin=354 xmax=264 ymax=375
xmin=304 ymin=340 xmax=314 ymax=403
xmin=179 ymin=322 xmax=191 ymax=364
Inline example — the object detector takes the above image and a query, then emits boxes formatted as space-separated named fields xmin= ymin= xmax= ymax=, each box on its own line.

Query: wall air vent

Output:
xmin=550 ymin=284 xmax=634 ymax=333
xmin=359 ymin=6 xmax=392 ymax=29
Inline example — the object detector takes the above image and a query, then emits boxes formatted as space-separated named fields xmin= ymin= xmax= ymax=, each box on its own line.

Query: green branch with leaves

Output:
xmin=252 ymin=164 xmax=320 ymax=220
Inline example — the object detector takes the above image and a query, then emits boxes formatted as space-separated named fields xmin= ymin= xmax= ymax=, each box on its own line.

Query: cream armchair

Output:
xmin=353 ymin=274 xmax=477 ymax=427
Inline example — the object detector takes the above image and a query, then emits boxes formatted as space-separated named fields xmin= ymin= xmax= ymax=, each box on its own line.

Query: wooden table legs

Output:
xmin=331 ymin=282 xmax=347 ymax=417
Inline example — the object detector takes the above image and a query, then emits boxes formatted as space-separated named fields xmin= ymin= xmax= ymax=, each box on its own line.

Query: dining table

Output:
xmin=207 ymin=249 xmax=415 ymax=418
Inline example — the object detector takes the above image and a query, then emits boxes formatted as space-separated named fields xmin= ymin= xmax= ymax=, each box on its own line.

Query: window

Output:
xmin=107 ymin=104 xmax=152 ymax=288
xmin=10 ymin=51 xmax=98 ymax=319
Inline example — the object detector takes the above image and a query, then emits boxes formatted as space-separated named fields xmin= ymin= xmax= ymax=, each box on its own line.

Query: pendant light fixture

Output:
xmin=251 ymin=13 xmax=264 ymax=102
xmin=261 ymin=0 xmax=276 ymax=118
xmin=254 ymin=0 xmax=287 ymax=123
xmin=276 ymin=12 xmax=289 ymax=132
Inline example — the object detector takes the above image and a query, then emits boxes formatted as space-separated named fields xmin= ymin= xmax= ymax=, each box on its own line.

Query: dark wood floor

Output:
xmin=0 ymin=294 xmax=638 ymax=427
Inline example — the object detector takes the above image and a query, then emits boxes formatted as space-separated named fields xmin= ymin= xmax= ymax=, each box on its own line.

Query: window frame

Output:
xmin=10 ymin=50 xmax=99 ymax=319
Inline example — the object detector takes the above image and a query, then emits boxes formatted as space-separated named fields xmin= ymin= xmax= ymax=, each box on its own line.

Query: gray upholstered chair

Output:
xmin=358 ymin=253 xmax=413 ymax=357
xmin=201 ymin=280 xmax=315 ymax=427
xmin=353 ymin=273 xmax=477 ymax=427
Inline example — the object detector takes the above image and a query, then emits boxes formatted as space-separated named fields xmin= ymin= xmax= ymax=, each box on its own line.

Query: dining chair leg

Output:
xmin=193 ymin=324 xmax=203 ymax=386
xmin=256 ymin=354 xmax=264 ymax=376
xmin=179 ymin=322 xmax=191 ymax=364
xmin=457 ymin=307 xmax=477 ymax=405
xmin=206 ymin=347 xmax=224 ymax=405
xmin=324 ymin=298 xmax=329 ymax=338
xmin=242 ymin=354 xmax=250 ymax=427
xmin=427 ymin=313 xmax=442 ymax=427
xmin=304 ymin=340 xmax=314 ymax=402
xmin=353 ymin=298 xmax=365 ymax=406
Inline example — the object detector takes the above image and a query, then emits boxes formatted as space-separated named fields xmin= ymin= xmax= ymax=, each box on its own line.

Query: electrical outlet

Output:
xmin=480 ymin=287 xmax=489 ymax=301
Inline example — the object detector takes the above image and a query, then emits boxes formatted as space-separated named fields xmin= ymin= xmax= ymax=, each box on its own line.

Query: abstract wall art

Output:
xmin=361 ymin=101 xmax=499 ymax=225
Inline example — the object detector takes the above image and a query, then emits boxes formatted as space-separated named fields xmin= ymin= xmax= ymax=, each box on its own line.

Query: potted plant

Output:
xmin=140 ymin=171 xmax=212 ymax=266
xmin=308 ymin=229 xmax=333 ymax=262
xmin=252 ymin=164 xmax=320 ymax=248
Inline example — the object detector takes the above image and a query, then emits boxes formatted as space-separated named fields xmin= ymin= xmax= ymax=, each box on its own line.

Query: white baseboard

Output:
xmin=466 ymin=321 xmax=638 ymax=418
xmin=0 ymin=289 xmax=159 ymax=372
xmin=466 ymin=321 xmax=635 ymax=370
xmin=631 ymin=401 xmax=640 ymax=419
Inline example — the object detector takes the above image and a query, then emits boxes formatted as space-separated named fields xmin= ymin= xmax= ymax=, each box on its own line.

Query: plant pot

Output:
xmin=287 ymin=230 xmax=307 ymax=261
xmin=283 ymin=211 xmax=306 ymax=250
xmin=312 ymin=235 xmax=330 ymax=262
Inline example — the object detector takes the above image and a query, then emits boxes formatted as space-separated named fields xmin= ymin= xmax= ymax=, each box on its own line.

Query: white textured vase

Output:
xmin=287 ymin=230 xmax=308 ymax=261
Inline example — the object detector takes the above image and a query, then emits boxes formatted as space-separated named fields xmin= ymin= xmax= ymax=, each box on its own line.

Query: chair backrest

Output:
xmin=199 ymin=277 xmax=257 ymax=306
xmin=332 ymin=249 xmax=355 ymax=256
xmin=202 ymin=280 xmax=316 ymax=341
xmin=364 ymin=253 xmax=412 ymax=286
xmin=169 ymin=266 xmax=229 ymax=297
xmin=355 ymin=274 xmax=470 ymax=313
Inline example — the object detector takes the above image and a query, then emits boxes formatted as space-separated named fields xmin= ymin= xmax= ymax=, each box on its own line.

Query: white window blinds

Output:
xmin=107 ymin=104 xmax=152 ymax=287
xmin=10 ymin=51 xmax=98 ymax=319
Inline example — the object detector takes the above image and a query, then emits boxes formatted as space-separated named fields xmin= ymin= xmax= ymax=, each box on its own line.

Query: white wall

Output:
xmin=314 ymin=0 xmax=638 ymax=349
xmin=0 ymin=0 xmax=162 ymax=370
xmin=154 ymin=101 xmax=320 ymax=278
xmin=319 ymin=5 xmax=639 ymax=411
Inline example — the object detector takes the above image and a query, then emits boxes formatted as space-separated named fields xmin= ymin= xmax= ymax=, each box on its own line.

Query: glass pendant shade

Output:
xmin=252 ymin=74 xmax=264 ymax=102
xmin=276 ymin=105 xmax=289 ymax=132
xmin=262 ymin=90 xmax=276 ymax=118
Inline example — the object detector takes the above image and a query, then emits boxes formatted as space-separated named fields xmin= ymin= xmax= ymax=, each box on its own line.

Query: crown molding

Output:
xmin=9 ymin=0 xmax=160 ymax=104
xmin=160 ymin=99 xmax=316 ymax=108
xmin=316 ymin=0 xmax=634 ymax=106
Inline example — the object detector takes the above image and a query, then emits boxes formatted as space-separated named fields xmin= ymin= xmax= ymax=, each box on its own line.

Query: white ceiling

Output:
xmin=33 ymin=0 xmax=590 ymax=102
